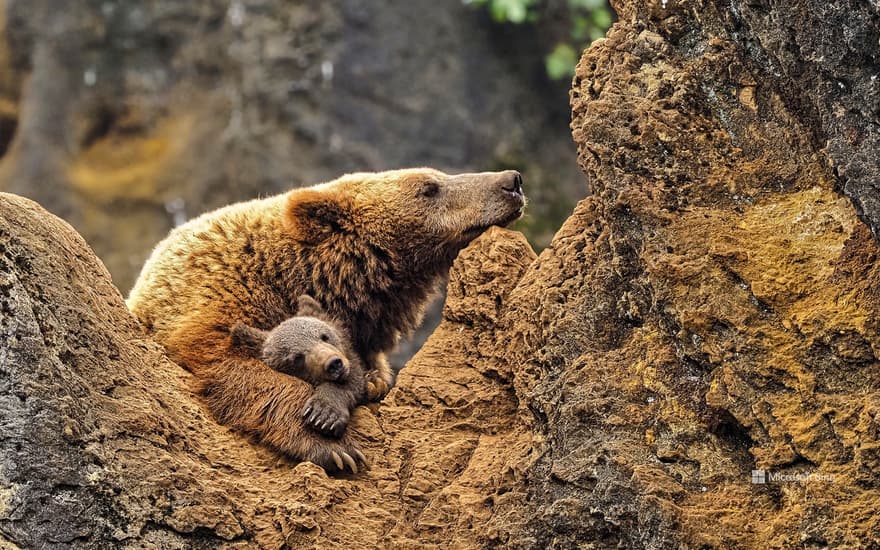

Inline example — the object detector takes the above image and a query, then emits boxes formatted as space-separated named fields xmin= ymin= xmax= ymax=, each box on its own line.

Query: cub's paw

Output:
xmin=365 ymin=370 xmax=392 ymax=402
xmin=305 ymin=440 xmax=369 ymax=475
xmin=302 ymin=394 xmax=350 ymax=437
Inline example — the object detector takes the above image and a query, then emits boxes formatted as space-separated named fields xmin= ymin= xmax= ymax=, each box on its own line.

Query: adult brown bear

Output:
xmin=127 ymin=168 xmax=525 ymax=471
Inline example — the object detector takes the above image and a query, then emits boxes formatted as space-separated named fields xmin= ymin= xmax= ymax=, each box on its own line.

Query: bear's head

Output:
xmin=231 ymin=296 xmax=351 ymax=385
xmin=284 ymin=168 xmax=526 ymax=267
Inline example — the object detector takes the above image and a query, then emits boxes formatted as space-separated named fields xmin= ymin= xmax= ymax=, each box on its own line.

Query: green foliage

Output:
xmin=463 ymin=0 xmax=538 ymax=24
xmin=464 ymin=0 xmax=614 ymax=80
xmin=545 ymin=43 xmax=578 ymax=80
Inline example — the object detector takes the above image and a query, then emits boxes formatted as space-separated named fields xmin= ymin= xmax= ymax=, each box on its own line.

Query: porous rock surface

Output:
xmin=485 ymin=0 xmax=880 ymax=547
xmin=2 ymin=0 xmax=880 ymax=548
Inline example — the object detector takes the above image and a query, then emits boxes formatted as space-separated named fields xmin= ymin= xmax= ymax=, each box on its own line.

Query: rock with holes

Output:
xmin=479 ymin=1 xmax=880 ymax=547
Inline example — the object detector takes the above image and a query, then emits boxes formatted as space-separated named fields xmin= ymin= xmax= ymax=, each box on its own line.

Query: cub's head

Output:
xmin=230 ymin=296 xmax=351 ymax=385
xmin=285 ymin=168 xmax=526 ymax=266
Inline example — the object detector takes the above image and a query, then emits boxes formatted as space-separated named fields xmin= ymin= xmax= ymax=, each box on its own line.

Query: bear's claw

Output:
xmin=302 ymin=393 xmax=349 ymax=437
xmin=365 ymin=374 xmax=391 ymax=402
xmin=329 ymin=450 xmax=362 ymax=473
xmin=331 ymin=451 xmax=345 ymax=470
xmin=353 ymin=449 xmax=369 ymax=469
xmin=342 ymin=452 xmax=358 ymax=474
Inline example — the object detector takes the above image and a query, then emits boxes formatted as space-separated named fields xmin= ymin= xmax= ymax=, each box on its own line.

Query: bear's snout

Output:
xmin=325 ymin=356 xmax=349 ymax=381
xmin=498 ymin=170 xmax=524 ymax=199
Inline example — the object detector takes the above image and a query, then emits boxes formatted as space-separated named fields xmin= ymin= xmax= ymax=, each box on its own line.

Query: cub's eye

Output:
xmin=290 ymin=353 xmax=305 ymax=368
xmin=419 ymin=182 xmax=440 ymax=198
xmin=320 ymin=333 xmax=330 ymax=342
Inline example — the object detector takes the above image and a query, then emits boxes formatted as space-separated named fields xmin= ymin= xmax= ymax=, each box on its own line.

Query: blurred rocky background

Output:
xmin=0 ymin=0 xmax=612 ymax=362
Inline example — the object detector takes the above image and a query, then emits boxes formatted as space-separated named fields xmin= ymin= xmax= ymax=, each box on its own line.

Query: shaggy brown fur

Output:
xmin=231 ymin=295 xmax=367 ymax=439
xmin=127 ymin=168 xmax=525 ymax=471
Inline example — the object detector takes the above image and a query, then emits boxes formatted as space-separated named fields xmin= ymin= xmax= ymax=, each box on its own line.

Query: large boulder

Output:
xmin=485 ymin=0 xmax=880 ymax=546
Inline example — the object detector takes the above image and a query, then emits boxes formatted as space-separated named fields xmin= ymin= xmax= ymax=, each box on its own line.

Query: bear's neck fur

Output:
xmin=272 ymin=231 xmax=461 ymax=358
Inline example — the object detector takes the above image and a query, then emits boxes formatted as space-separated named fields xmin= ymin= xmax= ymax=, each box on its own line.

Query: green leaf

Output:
xmin=572 ymin=16 xmax=592 ymax=40
xmin=500 ymin=0 xmax=534 ymax=23
xmin=489 ymin=1 xmax=508 ymax=22
xmin=591 ymin=7 xmax=613 ymax=29
xmin=505 ymin=2 xmax=528 ymax=23
xmin=545 ymin=43 xmax=578 ymax=80
xmin=485 ymin=0 xmax=537 ymax=24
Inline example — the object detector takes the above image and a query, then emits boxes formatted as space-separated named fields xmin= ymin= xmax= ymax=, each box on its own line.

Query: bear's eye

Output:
xmin=320 ymin=333 xmax=330 ymax=342
xmin=419 ymin=182 xmax=440 ymax=198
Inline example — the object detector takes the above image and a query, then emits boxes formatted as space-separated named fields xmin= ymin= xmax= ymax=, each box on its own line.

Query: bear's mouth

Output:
xmin=461 ymin=208 xmax=524 ymax=240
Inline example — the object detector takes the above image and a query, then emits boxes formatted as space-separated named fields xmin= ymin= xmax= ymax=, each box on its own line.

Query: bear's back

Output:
xmin=127 ymin=194 xmax=289 ymax=341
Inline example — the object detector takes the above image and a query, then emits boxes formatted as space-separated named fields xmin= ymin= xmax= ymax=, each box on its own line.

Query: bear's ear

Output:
xmin=285 ymin=189 xmax=353 ymax=244
xmin=295 ymin=294 xmax=325 ymax=317
xmin=230 ymin=322 xmax=268 ymax=354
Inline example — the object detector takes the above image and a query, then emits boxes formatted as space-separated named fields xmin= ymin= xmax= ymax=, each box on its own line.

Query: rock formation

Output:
xmin=1 ymin=0 xmax=879 ymax=548
xmin=488 ymin=0 xmax=880 ymax=545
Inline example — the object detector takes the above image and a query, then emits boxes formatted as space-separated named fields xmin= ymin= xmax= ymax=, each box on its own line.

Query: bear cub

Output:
xmin=231 ymin=295 xmax=367 ymax=438
xmin=232 ymin=314 xmax=350 ymax=386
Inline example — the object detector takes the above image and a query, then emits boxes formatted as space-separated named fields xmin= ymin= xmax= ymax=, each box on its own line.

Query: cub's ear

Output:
xmin=285 ymin=189 xmax=353 ymax=244
xmin=296 ymin=295 xmax=325 ymax=317
xmin=230 ymin=322 xmax=268 ymax=354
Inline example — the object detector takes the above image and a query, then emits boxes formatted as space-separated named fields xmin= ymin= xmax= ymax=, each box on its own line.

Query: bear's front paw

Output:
xmin=305 ymin=440 xmax=368 ymax=475
xmin=365 ymin=370 xmax=392 ymax=402
xmin=302 ymin=394 xmax=350 ymax=437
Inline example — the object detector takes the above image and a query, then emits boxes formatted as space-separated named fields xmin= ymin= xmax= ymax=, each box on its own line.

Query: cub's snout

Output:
xmin=324 ymin=356 xmax=350 ymax=381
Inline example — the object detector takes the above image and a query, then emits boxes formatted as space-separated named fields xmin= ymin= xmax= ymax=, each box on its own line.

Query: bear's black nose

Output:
xmin=326 ymin=357 xmax=344 ymax=379
xmin=501 ymin=171 xmax=523 ymax=197
xmin=513 ymin=172 xmax=523 ymax=193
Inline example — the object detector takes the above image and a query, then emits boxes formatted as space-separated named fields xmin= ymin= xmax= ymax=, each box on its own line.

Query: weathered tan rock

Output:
xmin=482 ymin=0 xmax=880 ymax=546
